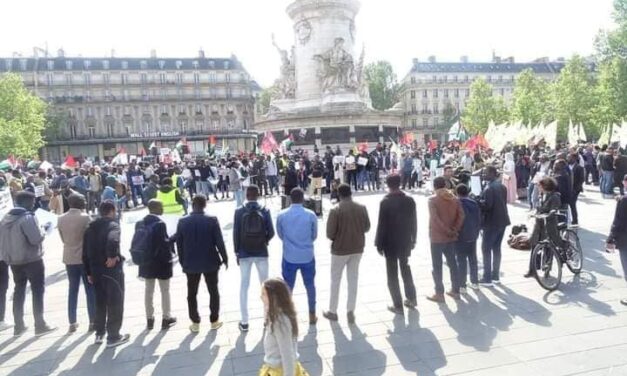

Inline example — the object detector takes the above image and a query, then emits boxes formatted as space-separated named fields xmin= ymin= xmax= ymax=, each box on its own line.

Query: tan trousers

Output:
xmin=145 ymin=278 xmax=171 ymax=319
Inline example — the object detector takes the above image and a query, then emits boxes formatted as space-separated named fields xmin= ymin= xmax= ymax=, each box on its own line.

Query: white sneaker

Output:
xmin=469 ymin=284 xmax=480 ymax=290
xmin=459 ymin=287 xmax=468 ymax=294
xmin=0 ymin=321 xmax=12 ymax=332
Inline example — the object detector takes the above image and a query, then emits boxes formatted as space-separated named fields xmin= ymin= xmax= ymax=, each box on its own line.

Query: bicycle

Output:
xmin=529 ymin=211 xmax=583 ymax=291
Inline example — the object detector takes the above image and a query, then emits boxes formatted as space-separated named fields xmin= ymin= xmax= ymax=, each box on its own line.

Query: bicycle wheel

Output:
xmin=531 ymin=243 xmax=562 ymax=291
xmin=562 ymin=229 xmax=583 ymax=274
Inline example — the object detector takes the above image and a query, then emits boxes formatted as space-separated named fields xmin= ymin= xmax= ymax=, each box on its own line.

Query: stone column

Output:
xmin=286 ymin=0 xmax=361 ymax=110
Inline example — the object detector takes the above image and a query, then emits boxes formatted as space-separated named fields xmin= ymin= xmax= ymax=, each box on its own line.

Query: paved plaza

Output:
xmin=1 ymin=186 xmax=627 ymax=376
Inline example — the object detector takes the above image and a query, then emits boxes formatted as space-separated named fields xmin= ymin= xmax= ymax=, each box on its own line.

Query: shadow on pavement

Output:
xmin=542 ymin=271 xmax=616 ymax=317
xmin=330 ymin=323 xmax=386 ymax=375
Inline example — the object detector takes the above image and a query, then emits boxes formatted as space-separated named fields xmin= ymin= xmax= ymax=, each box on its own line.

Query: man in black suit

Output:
xmin=478 ymin=166 xmax=511 ymax=286
xmin=568 ymin=153 xmax=585 ymax=227
xmin=375 ymin=175 xmax=417 ymax=314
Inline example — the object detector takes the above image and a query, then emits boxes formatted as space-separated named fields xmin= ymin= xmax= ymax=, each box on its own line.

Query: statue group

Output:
xmin=314 ymin=37 xmax=361 ymax=94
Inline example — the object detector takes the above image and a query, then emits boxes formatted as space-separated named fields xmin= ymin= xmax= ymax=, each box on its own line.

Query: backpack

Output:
xmin=240 ymin=207 xmax=267 ymax=253
xmin=129 ymin=220 xmax=157 ymax=265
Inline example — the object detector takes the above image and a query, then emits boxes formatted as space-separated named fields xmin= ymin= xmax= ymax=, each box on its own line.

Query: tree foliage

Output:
xmin=461 ymin=78 xmax=509 ymax=134
xmin=0 ymin=73 xmax=48 ymax=159
xmin=441 ymin=101 xmax=457 ymax=128
xmin=510 ymin=69 xmax=550 ymax=126
xmin=550 ymin=55 xmax=596 ymax=139
xmin=363 ymin=61 xmax=402 ymax=111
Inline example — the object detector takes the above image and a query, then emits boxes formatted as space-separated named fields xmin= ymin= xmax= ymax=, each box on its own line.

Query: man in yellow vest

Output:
xmin=156 ymin=178 xmax=185 ymax=215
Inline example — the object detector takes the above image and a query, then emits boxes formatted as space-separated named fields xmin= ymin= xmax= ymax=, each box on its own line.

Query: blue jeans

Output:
xmin=481 ymin=227 xmax=506 ymax=283
xmin=66 ymin=264 xmax=96 ymax=325
xmin=528 ymin=182 xmax=536 ymax=209
xmin=456 ymin=241 xmax=479 ymax=287
xmin=130 ymin=185 xmax=143 ymax=207
xmin=282 ymin=258 xmax=316 ymax=314
xmin=268 ymin=176 xmax=279 ymax=195
xmin=602 ymin=171 xmax=614 ymax=194
xmin=234 ymin=189 xmax=244 ymax=208
xmin=431 ymin=243 xmax=460 ymax=294
xmin=239 ymin=257 xmax=268 ymax=324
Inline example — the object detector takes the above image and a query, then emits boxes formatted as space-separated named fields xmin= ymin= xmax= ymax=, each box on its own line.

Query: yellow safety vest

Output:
xmin=156 ymin=189 xmax=184 ymax=215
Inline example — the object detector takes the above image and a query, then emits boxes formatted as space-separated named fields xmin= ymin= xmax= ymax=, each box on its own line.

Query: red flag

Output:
xmin=139 ymin=146 xmax=146 ymax=157
xmin=261 ymin=132 xmax=279 ymax=154
xmin=428 ymin=140 xmax=438 ymax=151
xmin=358 ymin=142 xmax=369 ymax=153
xmin=63 ymin=154 xmax=76 ymax=169
xmin=400 ymin=132 xmax=415 ymax=146
xmin=209 ymin=135 xmax=217 ymax=146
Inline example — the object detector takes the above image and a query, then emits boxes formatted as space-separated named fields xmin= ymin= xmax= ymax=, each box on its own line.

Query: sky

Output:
xmin=0 ymin=0 xmax=617 ymax=86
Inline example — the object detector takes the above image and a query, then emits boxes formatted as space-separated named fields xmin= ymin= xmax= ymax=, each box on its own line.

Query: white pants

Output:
xmin=329 ymin=253 xmax=362 ymax=314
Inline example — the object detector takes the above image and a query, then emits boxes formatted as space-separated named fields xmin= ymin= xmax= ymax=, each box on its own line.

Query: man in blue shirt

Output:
xmin=276 ymin=188 xmax=318 ymax=325
xmin=233 ymin=185 xmax=274 ymax=332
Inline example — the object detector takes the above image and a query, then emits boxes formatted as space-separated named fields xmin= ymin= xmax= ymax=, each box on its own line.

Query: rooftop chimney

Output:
xmin=150 ymin=49 xmax=157 ymax=59
xmin=412 ymin=58 xmax=419 ymax=65
xmin=198 ymin=49 xmax=205 ymax=59
xmin=428 ymin=55 xmax=436 ymax=63
xmin=460 ymin=55 xmax=469 ymax=63
xmin=57 ymin=48 xmax=65 ymax=58
xmin=505 ymin=56 xmax=515 ymax=63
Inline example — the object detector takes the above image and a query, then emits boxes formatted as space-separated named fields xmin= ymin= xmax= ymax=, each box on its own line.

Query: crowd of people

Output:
xmin=0 ymin=139 xmax=626 ymax=375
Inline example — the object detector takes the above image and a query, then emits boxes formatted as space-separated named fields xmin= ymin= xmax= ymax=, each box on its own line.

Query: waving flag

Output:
xmin=62 ymin=154 xmax=77 ymax=170
xmin=261 ymin=132 xmax=279 ymax=155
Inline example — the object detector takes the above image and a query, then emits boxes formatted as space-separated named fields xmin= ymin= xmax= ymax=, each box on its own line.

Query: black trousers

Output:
xmin=346 ymin=170 xmax=358 ymax=191
xmin=93 ymin=265 xmax=125 ymax=341
xmin=385 ymin=255 xmax=416 ymax=308
xmin=11 ymin=260 xmax=46 ymax=330
xmin=0 ymin=261 xmax=9 ymax=322
xmin=186 ymin=272 xmax=220 ymax=324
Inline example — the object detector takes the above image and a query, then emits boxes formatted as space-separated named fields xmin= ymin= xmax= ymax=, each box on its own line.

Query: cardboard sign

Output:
xmin=470 ymin=176 xmax=482 ymax=196
xmin=34 ymin=185 xmax=46 ymax=198
xmin=357 ymin=157 xmax=368 ymax=166
xmin=131 ymin=175 xmax=144 ymax=186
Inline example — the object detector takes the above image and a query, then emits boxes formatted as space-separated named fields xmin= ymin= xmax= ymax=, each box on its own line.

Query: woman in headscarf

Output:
xmin=502 ymin=152 xmax=518 ymax=203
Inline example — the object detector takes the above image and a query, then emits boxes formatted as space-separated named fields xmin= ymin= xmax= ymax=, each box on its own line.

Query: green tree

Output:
xmin=461 ymin=78 xmax=509 ymax=134
xmin=510 ymin=69 xmax=550 ymax=126
xmin=43 ymin=108 xmax=68 ymax=141
xmin=550 ymin=55 xmax=596 ymax=139
xmin=364 ymin=61 xmax=402 ymax=111
xmin=258 ymin=85 xmax=278 ymax=115
xmin=593 ymin=0 xmax=627 ymax=138
xmin=441 ymin=101 xmax=457 ymax=128
xmin=592 ymin=58 xmax=627 ymax=140
xmin=0 ymin=73 xmax=48 ymax=159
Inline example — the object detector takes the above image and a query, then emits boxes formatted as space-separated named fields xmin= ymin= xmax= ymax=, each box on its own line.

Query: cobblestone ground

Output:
xmin=1 ymin=186 xmax=626 ymax=376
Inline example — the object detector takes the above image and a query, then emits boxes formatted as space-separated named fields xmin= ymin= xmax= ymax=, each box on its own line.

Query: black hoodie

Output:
xmin=82 ymin=217 xmax=122 ymax=276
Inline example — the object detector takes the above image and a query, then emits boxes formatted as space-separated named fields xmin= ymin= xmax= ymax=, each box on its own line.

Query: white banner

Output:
xmin=0 ymin=190 xmax=13 ymax=219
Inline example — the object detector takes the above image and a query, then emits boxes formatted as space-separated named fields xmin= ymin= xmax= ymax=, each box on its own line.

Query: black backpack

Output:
xmin=130 ymin=220 xmax=157 ymax=265
xmin=240 ymin=207 xmax=267 ymax=253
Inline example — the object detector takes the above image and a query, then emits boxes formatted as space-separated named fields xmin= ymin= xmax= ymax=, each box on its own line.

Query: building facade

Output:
xmin=1 ymin=50 xmax=259 ymax=163
xmin=401 ymin=56 xmax=565 ymax=142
